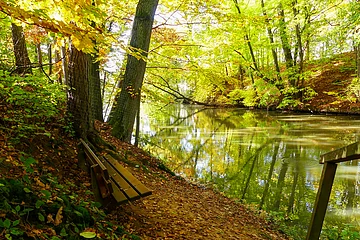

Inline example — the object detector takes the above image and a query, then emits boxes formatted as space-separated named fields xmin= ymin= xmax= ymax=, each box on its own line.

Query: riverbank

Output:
xmin=0 ymin=76 xmax=289 ymax=239
xmin=97 ymin=121 xmax=290 ymax=239
xmin=297 ymin=51 xmax=358 ymax=114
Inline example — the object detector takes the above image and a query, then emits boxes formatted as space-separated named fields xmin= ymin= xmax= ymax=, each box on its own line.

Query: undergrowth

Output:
xmin=0 ymin=72 xmax=70 ymax=144
xmin=0 ymin=72 xmax=139 ymax=239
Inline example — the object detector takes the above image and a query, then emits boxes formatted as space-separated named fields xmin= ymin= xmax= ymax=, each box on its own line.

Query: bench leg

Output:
xmin=90 ymin=168 xmax=105 ymax=205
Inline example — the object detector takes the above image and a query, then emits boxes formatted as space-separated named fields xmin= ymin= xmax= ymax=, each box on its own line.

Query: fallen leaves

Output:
xmin=97 ymin=124 xmax=289 ymax=239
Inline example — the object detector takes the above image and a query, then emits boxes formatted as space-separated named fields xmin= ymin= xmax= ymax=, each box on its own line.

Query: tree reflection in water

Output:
xmin=139 ymin=103 xmax=360 ymax=239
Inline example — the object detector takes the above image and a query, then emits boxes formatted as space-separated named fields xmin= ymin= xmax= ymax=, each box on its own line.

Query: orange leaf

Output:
xmin=54 ymin=206 xmax=63 ymax=226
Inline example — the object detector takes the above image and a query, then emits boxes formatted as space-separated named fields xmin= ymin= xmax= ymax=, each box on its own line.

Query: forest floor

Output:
xmin=301 ymin=51 xmax=359 ymax=114
xmin=0 ymin=51 xmax=358 ymax=239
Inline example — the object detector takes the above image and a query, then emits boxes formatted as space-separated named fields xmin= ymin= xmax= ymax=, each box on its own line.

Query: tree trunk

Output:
xmin=109 ymin=0 xmax=158 ymax=142
xmin=55 ymin=49 xmax=62 ymax=84
xmin=61 ymin=42 xmax=68 ymax=85
xmin=11 ymin=23 xmax=32 ymax=75
xmin=48 ymin=43 xmax=52 ymax=75
xmin=67 ymin=44 xmax=93 ymax=139
xmin=292 ymin=1 xmax=304 ymax=89
xmin=36 ymin=43 xmax=43 ymax=71
xmin=278 ymin=4 xmax=294 ymax=86
xmin=88 ymin=53 xmax=104 ymax=121
xmin=261 ymin=0 xmax=281 ymax=85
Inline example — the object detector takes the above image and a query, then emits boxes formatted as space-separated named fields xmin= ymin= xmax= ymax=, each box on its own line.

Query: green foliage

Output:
xmin=254 ymin=79 xmax=281 ymax=108
xmin=0 ymin=72 xmax=66 ymax=143
xmin=227 ymin=88 xmax=257 ymax=107
xmin=322 ymin=223 xmax=360 ymax=240
xmin=346 ymin=78 xmax=360 ymax=103
xmin=277 ymin=86 xmax=317 ymax=109
xmin=0 ymin=156 xmax=139 ymax=240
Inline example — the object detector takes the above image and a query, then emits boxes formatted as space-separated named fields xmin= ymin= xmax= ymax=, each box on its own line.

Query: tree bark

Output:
xmin=67 ymin=44 xmax=93 ymax=139
xmin=88 ymin=53 xmax=104 ymax=121
xmin=109 ymin=0 xmax=159 ymax=142
xmin=61 ymin=42 xmax=68 ymax=85
xmin=11 ymin=23 xmax=32 ymax=75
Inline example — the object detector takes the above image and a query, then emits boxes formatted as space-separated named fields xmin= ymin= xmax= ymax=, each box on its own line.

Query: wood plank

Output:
xmin=320 ymin=141 xmax=360 ymax=164
xmin=80 ymin=139 xmax=109 ymax=179
xmin=101 ymin=159 xmax=141 ymax=201
xmin=110 ymin=183 xmax=129 ymax=204
xmin=306 ymin=162 xmax=337 ymax=240
xmin=104 ymin=155 xmax=152 ymax=197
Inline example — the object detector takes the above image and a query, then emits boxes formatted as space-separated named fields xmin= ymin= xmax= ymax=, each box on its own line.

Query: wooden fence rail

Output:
xmin=306 ymin=141 xmax=360 ymax=240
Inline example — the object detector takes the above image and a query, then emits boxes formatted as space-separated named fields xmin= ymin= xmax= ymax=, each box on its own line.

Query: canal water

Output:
xmin=139 ymin=103 xmax=360 ymax=239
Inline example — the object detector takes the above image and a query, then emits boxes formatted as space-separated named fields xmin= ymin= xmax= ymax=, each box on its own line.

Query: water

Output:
xmin=139 ymin=103 xmax=360 ymax=239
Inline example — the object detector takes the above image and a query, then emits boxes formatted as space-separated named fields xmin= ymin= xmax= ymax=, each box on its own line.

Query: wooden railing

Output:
xmin=306 ymin=141 xmax=360 ymax=239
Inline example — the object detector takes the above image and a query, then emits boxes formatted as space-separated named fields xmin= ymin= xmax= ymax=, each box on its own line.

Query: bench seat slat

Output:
xmin=104 ymin=155 xmax=152 ymax=197
xmin=101 ymin=159 xmax=141 ymax=201
xmin=111 ymin=184 xmax=129 ymax=204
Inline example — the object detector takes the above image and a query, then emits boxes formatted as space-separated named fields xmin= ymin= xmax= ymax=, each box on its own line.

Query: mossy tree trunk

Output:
xmin=109 ymin=0 xmax=159 ymax=142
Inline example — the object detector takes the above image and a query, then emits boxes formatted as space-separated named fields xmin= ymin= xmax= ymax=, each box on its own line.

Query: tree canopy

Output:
xmin=0 ymin=0 xmax=359 ymax=137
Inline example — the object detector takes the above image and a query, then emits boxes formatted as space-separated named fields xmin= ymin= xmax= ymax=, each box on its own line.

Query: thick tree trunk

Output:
xmin=67 ymin=44 xmax=93 ymax=139
xmin=109 ymin=0 xmax=158 ymax=142
xmin=88 ymin=53 xmax=103 ymax=122
xmin=11 ymin=23 xmax=32 ymax=75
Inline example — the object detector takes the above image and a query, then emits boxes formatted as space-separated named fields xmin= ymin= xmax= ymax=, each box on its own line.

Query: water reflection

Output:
xmin=139 ymin=104 xmax=360 ymax=239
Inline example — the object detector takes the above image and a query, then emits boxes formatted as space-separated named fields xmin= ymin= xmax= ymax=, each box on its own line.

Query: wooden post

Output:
xmin=306 ymin=162 xmax=337 ymax=240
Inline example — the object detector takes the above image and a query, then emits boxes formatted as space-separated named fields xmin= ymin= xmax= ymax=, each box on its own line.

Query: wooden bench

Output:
xmin=80 ymin=139 xmax=152 ymax=204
